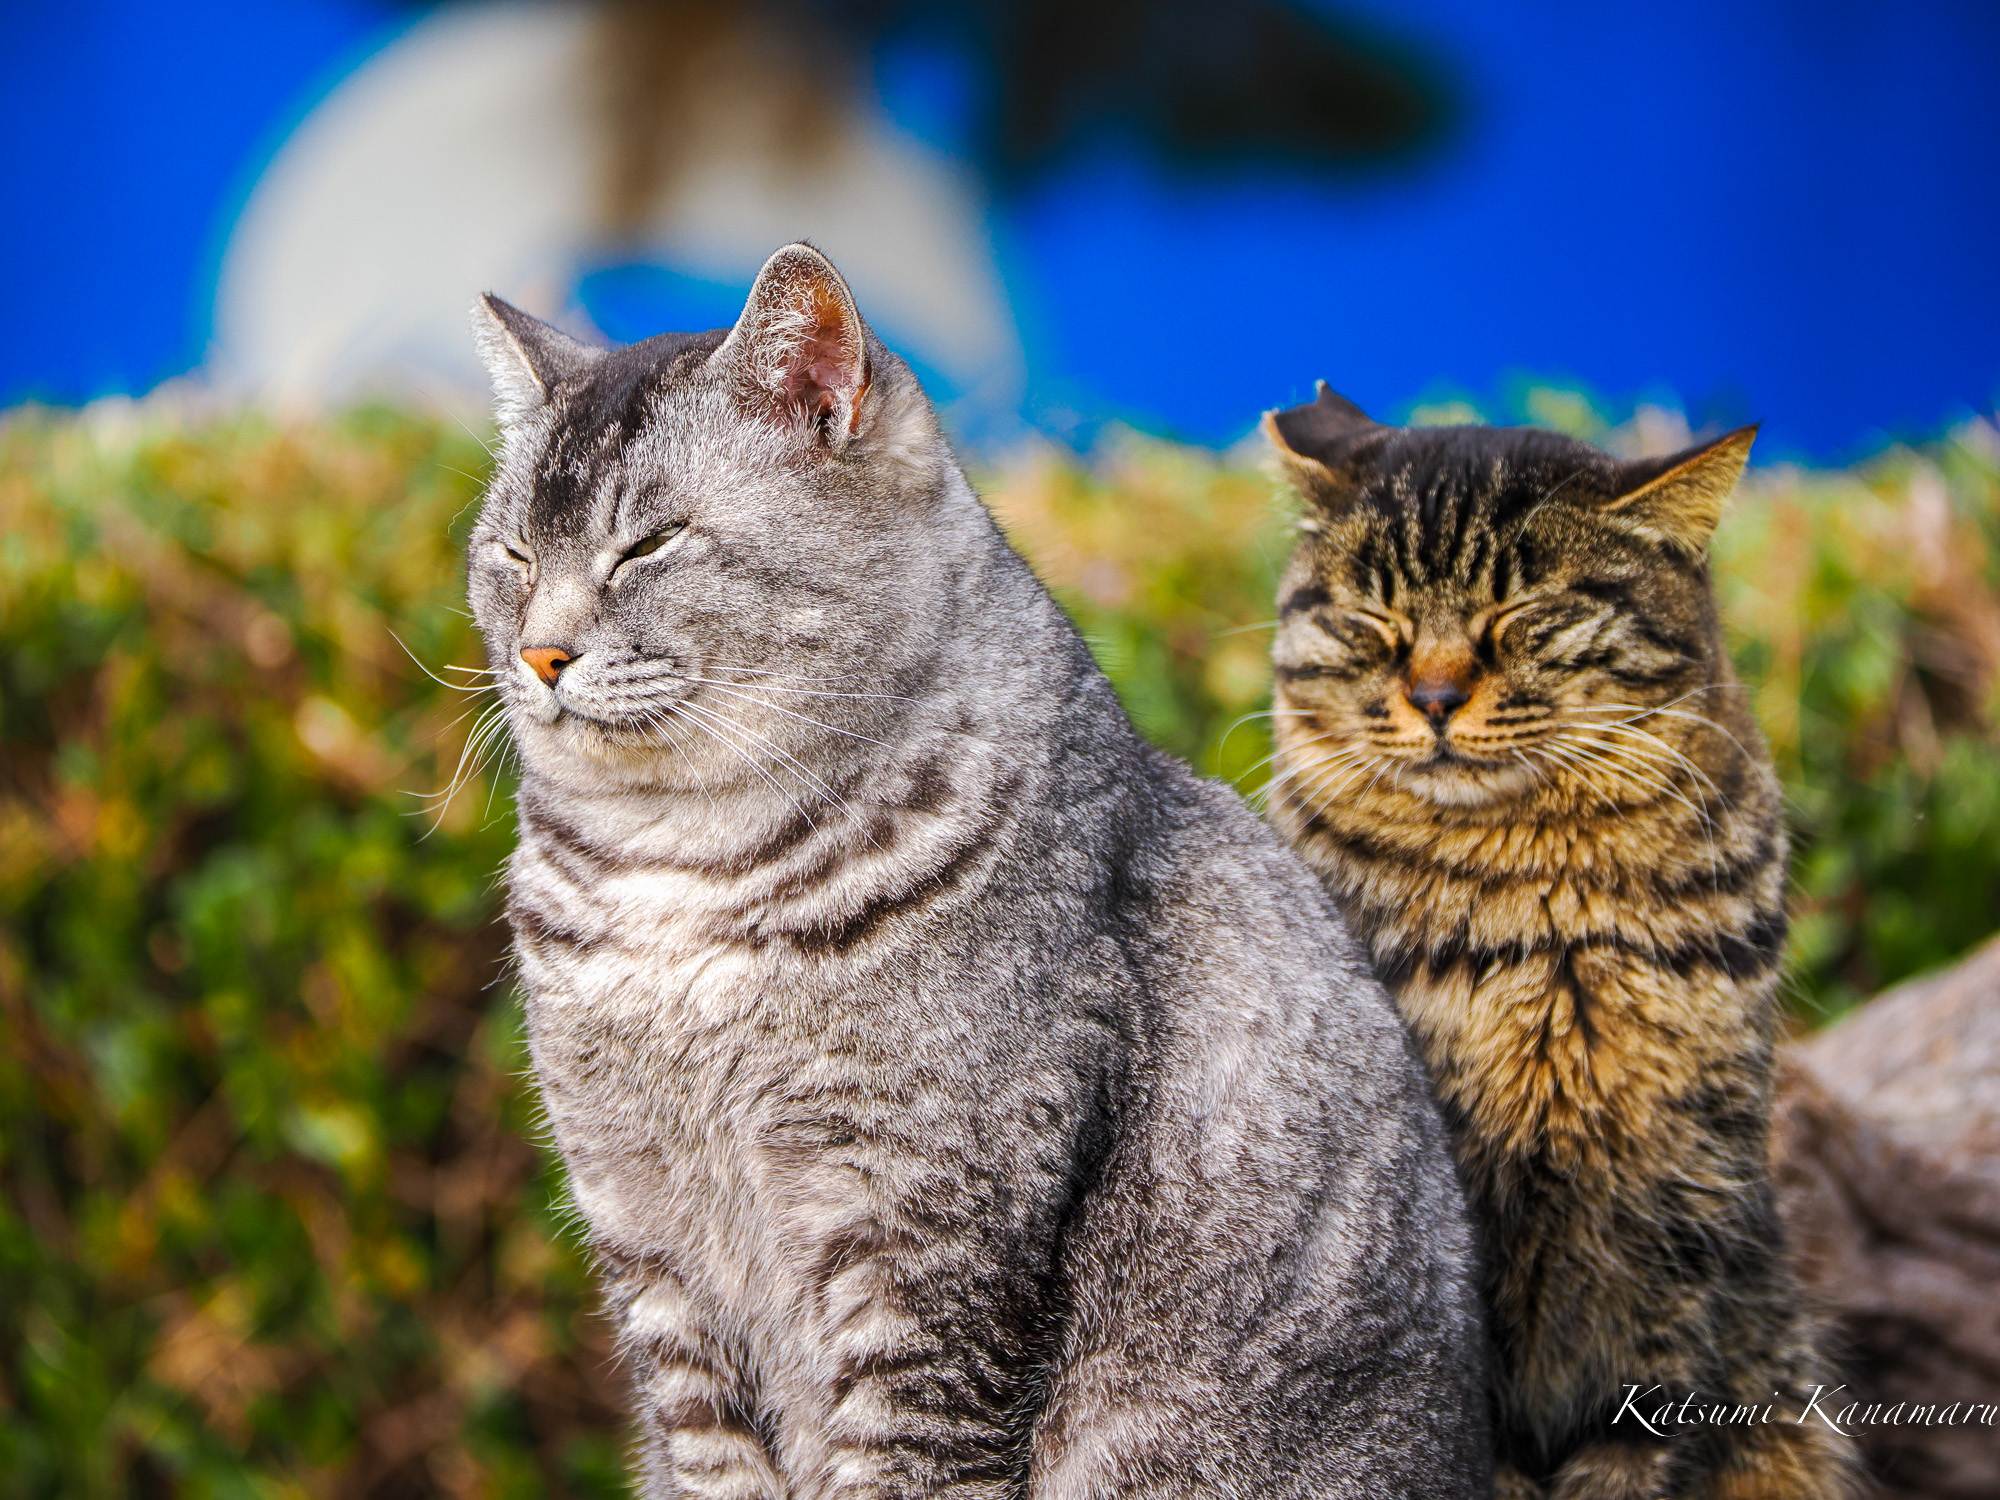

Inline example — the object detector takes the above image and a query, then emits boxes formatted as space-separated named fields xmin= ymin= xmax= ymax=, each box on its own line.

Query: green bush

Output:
xmin=0 ymin=411 xmax=621 ymax=1498
xmin=3 ymin=402 xmax=1996 ymax=1494
xmin=1714 ymin=430 xmax=2000 ymax=1012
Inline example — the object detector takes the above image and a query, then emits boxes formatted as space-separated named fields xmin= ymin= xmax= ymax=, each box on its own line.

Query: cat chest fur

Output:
xmin=1318 ymin=811 xmax=1778 ymax=1173
xmin=509 ymin=855 xmax=1101 ymax=1431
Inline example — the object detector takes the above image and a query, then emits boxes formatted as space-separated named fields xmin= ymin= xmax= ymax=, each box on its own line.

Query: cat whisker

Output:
xmin=1284 ymin=752 xmax=1380 ymax=819
xmin=481 ymin=742 xmax=517 ymax=821
xmin=437 ymin=702 xmax=511 ymax=800
xmin=645 ymin=663 xmax=915 ymax=703
xmin=1240 ymin=736 xmax=1336 ymax=792
xmin=1358 ymin=756 xmax=1402 ymax=802
xmin=1326 ymin=755 xmax=1389 ymax=803
xmin=1511 ymin=749 xmax=1553 ymax=793
xmin=1616 ymin=707 xmax=1759 ymax=764
xmin=390 ymin=628 xmax=503 ymax=694
xmin=697 ymin=681 xmax=914 ymax=704
xmin=1219 ymin=705 xmax=1332 ymax=774
xmin=1254 ymin=752 xmax=1367 ymax=814
xmin=691 ymin=660 xmax=883 ymax=686
xmin=1569 ymin=690 xmax=1758 ymax=762
xmin=389 ymin=625 xmax=523 ymax=831
xmin=1529 ymin=738 xmax=1620 ymax=813
xmin=1581 ymin=721 xmax=1724 ymax=802
xmin=669 ymin=677 xmax=894 ymax=747
xmin=1254 ymin=742 xmax=1371 ymax=814
xmin=639 ymin=703 xmax=724 ymax=821
xmin=1217 ymin=708 xmax=1277 ymax=768
xmin=1260 ymin=739 xmax=1369 ymax=789
xmin=674 ymin=698 xmax=857 ymax=820
xmin=1552 ymin=730 xmax=1725 ymax=880
xmin=414 ymin=383 xmax=498 ymax=461
xmin=1232 ymin=726 xmax=1349 ymax=789
xmin=1549 ymin=731 xmax=1680 ymax=805
xmin=433 ymin=692 xmax=506 ymax=739
xmin=1567 ymin=725 xmax=1727 ymax=834
xmin=668 ymin=700 xmax=823 ymax=832
xmin=414 ymin=699 xmax=514 ymax=835
xmin=684 ymin=700 xmax=889 ymax=855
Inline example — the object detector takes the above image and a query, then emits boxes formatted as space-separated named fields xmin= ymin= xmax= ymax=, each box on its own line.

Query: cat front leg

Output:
xmin=1537 ymin=1354 xmax=1702 ymax=1500
xmin=614 ymin=1269 xmax=785 ymax=1500
xmin=801 ymin=1246 xmax=1023 ymax=1500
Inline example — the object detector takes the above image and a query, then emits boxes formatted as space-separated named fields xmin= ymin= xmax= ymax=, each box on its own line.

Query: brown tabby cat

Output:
xmin=1260 ymin=386 xmax=1861 ymax=1499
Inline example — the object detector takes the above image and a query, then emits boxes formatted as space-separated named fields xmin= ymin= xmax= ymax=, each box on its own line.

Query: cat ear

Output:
xmin=715 ymin=242 xmax=871 ymax=451
xmin=1262 ymin=382 xmax=1382 ymax=515
xmin=1603 ymin=425 xmax=1758 ymax=554
xmin=472 ymin=295 xmax=597 ymax=426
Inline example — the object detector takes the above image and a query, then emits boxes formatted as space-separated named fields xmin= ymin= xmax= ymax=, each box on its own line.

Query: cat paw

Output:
xmin=1495 ymin=1459 xmax=1548 ymax=1500
xmin=1707 ymin=1420 xmax=1866 ymax=1500
xmin=1546 ymin=1441 xmax=1674 ymax=1500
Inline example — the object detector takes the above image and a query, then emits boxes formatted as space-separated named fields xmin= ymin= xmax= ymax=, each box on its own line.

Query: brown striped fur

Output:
xmin=1262 ymin=387 xmax=1862 ymax=1499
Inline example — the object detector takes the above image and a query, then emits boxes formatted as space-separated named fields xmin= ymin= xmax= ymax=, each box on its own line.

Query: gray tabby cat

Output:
xmin=468 ymin=243 xmax=1489 ymax=1499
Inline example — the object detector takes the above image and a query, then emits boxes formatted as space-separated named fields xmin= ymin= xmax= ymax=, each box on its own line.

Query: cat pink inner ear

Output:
xmin=726 ymin=244 xmax=871 ymax=445
xmin=783 ymin=283 xmax=867 ymax=423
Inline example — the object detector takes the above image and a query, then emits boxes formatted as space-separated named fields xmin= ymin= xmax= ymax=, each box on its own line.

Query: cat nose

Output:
xmin=520 ymin=646 xmax=573 ymax=684
xmin=1408 ymin=680 xmax=1470 ymax=729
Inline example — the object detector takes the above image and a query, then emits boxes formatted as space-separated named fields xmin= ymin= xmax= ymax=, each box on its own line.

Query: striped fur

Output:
xmin=1263 ymin=388 xmax=1861 ymax=1499
xmin=467 ymin=250 xmax=1490 ymax=1498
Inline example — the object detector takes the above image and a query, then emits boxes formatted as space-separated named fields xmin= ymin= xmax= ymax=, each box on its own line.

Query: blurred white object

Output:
xmin=213 ymin=1 xmax=1021 ymax=416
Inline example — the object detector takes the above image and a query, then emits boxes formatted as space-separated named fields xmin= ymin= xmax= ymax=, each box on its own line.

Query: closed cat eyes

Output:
xmin=619 ymin=522 xmax=685 ymax=564
xmin=1348 ymin=611 xmax=1405 ymax=651
xmin=1305 ymin=597 xmax=1567 ymax=671
xmin=1477 ymin=598 xmax=1541 ymax=643
xmin=501 ymin=541 xmax=536 ymax=583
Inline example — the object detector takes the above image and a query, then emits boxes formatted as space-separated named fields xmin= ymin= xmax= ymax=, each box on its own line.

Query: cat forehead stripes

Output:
xmin=1267 ymin=384 xmax=1758 ymax=578
xmin=475 ymin=320 xmax=732 ymax=536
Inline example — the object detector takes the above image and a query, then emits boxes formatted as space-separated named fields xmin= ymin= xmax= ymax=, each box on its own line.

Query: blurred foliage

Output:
xmin=3 ymin=400 xmax=1997 ymax=1494
xmin=0 ymin=410 xmax=624 ymax=1498
xmin=1715 ymin=426 xmax=2000 ymax=1014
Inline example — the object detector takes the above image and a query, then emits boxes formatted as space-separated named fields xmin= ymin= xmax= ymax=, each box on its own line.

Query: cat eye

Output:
xmin=1478 ymin=599 xmax=1539 ymax=644
xmin=500 ymin=541 xmax=535 ymax=579
xmin=618 ymin=522 xmax=685 ymax=565
xmin=1346 ymin=611 xmax=1405 ymax=652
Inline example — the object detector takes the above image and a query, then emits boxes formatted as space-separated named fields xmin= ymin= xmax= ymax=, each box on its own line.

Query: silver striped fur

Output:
xmin=467 ymin=244 xmax=1490 ymax=1499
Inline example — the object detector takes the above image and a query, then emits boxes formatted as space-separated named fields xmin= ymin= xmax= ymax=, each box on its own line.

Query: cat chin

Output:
xmin=513 ymin=711 xmax=680 ymax=783
xmin=1405 ymin=760 xmax=1537 ymax=809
